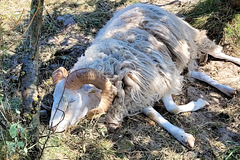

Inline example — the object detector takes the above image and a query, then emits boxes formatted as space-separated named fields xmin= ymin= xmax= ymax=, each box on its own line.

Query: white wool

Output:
xmin=71 ymin=3 xmax=219 ymax=125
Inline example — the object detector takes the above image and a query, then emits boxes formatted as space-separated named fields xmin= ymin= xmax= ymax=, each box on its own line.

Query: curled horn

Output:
xmin=65 ymin=68 xmax=114 ymax=118
xmin=52 ymin=67 xmax=68 ymax=87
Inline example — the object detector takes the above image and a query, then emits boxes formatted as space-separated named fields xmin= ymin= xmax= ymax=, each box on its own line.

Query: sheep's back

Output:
xmin=72 ymin=4 xmax=202 ymax=122
xmin=94 ymin=3 xmax=200 ymax=70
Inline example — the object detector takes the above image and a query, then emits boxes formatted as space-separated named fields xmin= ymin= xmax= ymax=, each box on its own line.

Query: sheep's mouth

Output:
xmin=49 ymin=121 xmax=70 ymax=133
xmin=49 ymin=125 xmax=57 ymax=132
xmin=52 ymin=127 xmax=66 ymax=133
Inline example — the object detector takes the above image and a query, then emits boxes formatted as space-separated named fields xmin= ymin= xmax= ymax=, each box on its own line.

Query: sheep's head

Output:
xmin=49 ymin=67 xmax=114 ymax=132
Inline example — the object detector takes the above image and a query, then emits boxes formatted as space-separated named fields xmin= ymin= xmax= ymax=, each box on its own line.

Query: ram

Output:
xmin=49 ymin=3 xmax=240 ymax=148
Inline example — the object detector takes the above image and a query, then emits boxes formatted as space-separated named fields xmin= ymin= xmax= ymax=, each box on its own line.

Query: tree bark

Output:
xmin=20 ymin=0 xmax=44 ymax=159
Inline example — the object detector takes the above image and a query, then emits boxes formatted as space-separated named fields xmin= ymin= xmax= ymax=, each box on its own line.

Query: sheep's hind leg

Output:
xmin=190 ymin=71 xmax=236 ymax=97
xmin=162 ymin=93 xmax=209 ymax=114
xmin=142 ymin=106 xmax=195 ymax=148
xmin=209 ymin=50 xmax=240 ymax=66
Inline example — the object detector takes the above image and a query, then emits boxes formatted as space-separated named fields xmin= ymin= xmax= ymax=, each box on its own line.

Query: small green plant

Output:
xmin=226 ymin=146 xmax=240 ymax=160
xmin=6 ymin=123 xmax=28 ymax=156
xmin=0 ymin=97 xmax=32 ymax=159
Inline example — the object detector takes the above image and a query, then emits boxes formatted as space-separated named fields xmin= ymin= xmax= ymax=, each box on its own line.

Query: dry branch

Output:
xmin=20 ymin=0 xmax=44 ymax=159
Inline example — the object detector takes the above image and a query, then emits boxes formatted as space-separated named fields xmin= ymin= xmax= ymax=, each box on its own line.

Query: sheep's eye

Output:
xmin=69 ymin=99 xmax=76 ymax=103
xmin=89 ymin=90 xmax=95 ymax=93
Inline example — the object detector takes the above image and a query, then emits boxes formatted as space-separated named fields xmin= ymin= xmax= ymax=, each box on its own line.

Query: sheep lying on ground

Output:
xmin=49 ymin=3 xmax=240 ymax=148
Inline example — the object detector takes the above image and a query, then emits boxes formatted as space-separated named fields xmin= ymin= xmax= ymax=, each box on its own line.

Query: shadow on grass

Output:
xmin=39 ymin=0 xmax=128 ymax=80
xmin=182 ymin=0 xmax=238 ymax=44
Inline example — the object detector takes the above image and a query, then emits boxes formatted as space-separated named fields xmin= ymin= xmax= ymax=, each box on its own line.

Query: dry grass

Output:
xmin=1 ymin=0 xmax=240 ymax=159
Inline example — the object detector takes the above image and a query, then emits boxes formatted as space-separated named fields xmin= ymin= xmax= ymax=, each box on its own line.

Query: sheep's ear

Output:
xmin=52 ymin=67 xmax=68 ymax=87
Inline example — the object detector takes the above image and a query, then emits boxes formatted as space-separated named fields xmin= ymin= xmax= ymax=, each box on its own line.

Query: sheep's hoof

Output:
xmin=176 ymin=131 xmax=195 ymax=148
xmin=196 ymin=98 xmax=210 ymax=109
xmin=87 ymin=108 xmax=105 ymax=119
xmin=221 ymin=87 xmax=237 ymax=97
xmin=183 ymin=133 xmax=195 ymax=148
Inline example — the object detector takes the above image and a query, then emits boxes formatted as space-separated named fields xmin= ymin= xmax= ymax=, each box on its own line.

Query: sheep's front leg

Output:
xmin=142 ymin=106 xmax=195 ymax=148
xmin=162 ymin=94 xmax=209 ymax=114
xmin=190 ymin=71 xmax=236 ymax=97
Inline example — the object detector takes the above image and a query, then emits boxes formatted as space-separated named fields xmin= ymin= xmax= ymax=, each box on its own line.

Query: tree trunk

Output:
xmin=20 ymin=0 xmax=44 ymax=159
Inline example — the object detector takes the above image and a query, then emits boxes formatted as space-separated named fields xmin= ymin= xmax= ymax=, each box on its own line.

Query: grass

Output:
xmin=0 ymin=0 xmax=37 ymax=159
xmin=40 ymin=119 xmax=121 ymax=159
xmin=225 ymin=14 xmax=240 ymax=53
xmin=183 ymin=0 xmax=240 ymax=53
xmin=226 ymin=146 xmax=240 ymax=160
xmin=0 ymin=0 xmax=240 ymax=159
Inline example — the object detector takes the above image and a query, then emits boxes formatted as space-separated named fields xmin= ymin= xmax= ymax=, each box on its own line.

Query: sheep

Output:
xmin=49 ymin=3 xmax=240 ymax=148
